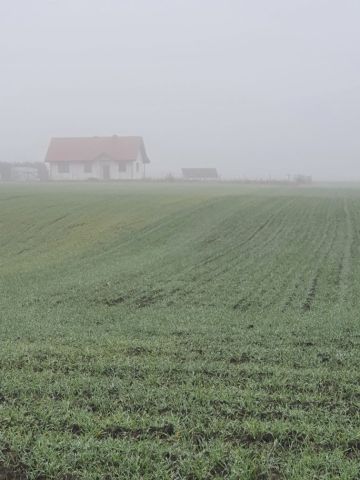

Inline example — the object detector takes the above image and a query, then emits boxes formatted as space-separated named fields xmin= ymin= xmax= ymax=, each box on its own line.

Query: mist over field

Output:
xmin=1 ymin=0 xmax=360 ymax=180
xmin=2 ymin=3 xmax=360 ymax=478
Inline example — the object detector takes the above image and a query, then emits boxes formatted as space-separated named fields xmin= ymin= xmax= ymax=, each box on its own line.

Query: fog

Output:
xmin=1 ymin=0 xmax=360 ymax=180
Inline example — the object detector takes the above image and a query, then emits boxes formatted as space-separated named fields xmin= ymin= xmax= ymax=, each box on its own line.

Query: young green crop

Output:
xmin=1 ymin=183 xmax=360 ymax=479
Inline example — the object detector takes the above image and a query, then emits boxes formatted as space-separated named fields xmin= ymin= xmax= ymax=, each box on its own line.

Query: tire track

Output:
xmin=279 ymin=200 xmax=337 ymax=313
xmin=299 ymin=202 xmax=342 ymax=313
xmin=337 ymin=198 xmax=353 ymax=303
xmin=194 ymin=198 xmax=295 ymax=271
xmin=226 ymin=199 xmax=328 ymax=313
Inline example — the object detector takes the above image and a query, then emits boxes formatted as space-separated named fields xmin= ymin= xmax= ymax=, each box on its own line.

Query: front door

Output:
xmin=102 ymin=165 xmax=110 ymax=180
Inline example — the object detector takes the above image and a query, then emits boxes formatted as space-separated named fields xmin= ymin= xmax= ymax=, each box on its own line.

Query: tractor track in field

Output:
xmin=301 ymin=275 xmax=319 ymax=312
xmin=251 ymin=204 xmax=323 ymax=312
xmin=189 ymin=199 xmax=323 ymax=312
xmin=279 ymin=201 xmax=338 ymax=313
xmin=299 ymin=204 xmax=341 ymax=313
xmin=225 ymin=203 xmax=306 ymax=310
xmin=163 ymin=199 xmax=297 ymax=305
xmin=118 ymin=200 xmax=289 ymax=307
xmin=212 ymin=199 xmax=321 ymax=312
xmin=336 ymin=198 xmax=354 ymax=303
xmin=235 ymin=201 xmax=331 ymax=314
xmin=136 ymin=199 xmax=294 ymax=306
xmin=166 ymin=198 xmax=336 ymax=312
xmin=191 ymin=208 xmax=291 ymax=284
xmin=197 ymin=216 xmax=274 ymax=269
xmin=193 ymin=199 xmax=296 ymax=271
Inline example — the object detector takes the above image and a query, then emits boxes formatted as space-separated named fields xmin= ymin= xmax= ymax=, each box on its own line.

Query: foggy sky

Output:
xmin=1 ymin=0 xmax=360 ymax=180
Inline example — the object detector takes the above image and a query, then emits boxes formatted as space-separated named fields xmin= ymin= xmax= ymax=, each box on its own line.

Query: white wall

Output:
xmin=49 ymin=159 xmax=146 ymax=181
xmin=136 ymin=150 xmax=146 ymax=179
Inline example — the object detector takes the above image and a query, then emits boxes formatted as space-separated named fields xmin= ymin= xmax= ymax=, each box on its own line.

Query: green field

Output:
xmin=1 ymin=183 xmax=360 ymax=479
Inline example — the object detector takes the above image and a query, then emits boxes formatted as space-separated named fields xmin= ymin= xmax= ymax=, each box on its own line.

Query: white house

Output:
xmin=45 ymin=136 xmax=150 ymax=181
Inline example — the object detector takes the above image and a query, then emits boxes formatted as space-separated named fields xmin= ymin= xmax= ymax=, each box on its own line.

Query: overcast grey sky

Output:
xmin=1 ymin=0 xmax=360 ymax=179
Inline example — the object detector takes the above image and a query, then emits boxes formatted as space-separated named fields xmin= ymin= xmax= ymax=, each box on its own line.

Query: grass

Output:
xmin=1 ymin=182 xmax=360 ymax=479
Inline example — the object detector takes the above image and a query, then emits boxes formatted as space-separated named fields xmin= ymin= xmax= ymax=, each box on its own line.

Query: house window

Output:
xmin=84 ymin=163 xmax=92 ymax=173
xmin=58 ymin=162 xmax=69 ymax=173
xmin=136 ymin=163 xmax=140 ymax=173
xmin=118 ymin=162 xmax=126 ymax=172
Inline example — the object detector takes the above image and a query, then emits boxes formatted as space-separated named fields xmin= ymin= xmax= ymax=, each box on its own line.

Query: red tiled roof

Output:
xmin=45 ymin=136 xmax=150 ymax=163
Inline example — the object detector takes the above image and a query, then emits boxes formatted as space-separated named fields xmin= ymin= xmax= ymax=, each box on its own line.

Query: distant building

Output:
xmin=294 ymin=174 xmax=312 ymax=185
xmin=182 ymin=168 xmax=219 ymax=180
xmin=0 ymin=162 xmax=48 ymax=182
xmin=45 ymin=136 xmax=150 ymax=181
